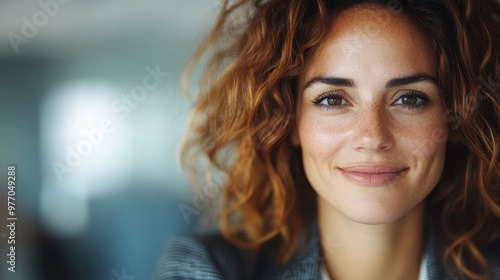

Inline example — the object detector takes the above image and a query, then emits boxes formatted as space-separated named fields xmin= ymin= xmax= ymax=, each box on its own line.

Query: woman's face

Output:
xmin=292 ymin=7 xmax=448 ymax=224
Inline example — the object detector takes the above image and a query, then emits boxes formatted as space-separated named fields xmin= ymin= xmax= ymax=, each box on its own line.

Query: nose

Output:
xmin=351 ymin=106 xmax=394 ymax=152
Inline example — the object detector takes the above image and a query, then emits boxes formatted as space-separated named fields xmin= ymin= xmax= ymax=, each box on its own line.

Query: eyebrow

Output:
xmin=304 ymin=73 xmax=437 ymax=90
xmin=386 ymin=74 xmax=437 ymax=87
xmin=304 ymin=77 xmax=355 ymax=89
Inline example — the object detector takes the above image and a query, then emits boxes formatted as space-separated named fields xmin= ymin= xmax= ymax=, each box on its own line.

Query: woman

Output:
xmin=156 ymin=0 xmax=500 ymax=279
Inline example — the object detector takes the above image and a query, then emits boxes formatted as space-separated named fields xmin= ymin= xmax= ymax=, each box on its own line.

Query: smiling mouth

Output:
xmin=338 ymin=165 xmax=408 ymax=186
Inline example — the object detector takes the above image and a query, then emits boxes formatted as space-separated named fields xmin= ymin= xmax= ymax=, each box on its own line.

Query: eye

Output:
xmin=313 ymin=92 xmax=350 ymax=109
xmin=393 ymin=91 xmax=430 ymax=110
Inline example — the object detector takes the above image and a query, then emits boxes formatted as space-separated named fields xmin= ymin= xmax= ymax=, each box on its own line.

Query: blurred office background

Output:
xmin=0 ymin=1 xmax=219 ymax=279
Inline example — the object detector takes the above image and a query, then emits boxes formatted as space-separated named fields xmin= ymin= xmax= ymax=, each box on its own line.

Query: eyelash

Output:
xmin=312 ymin=91 xmax=431 ymax=111
xmin=396 ymin=91 xmax=431 ymax=110
xmin=312 ymin=92 xmax=349 ymax=110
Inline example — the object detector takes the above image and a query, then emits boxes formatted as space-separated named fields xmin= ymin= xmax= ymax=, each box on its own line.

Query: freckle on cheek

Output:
xmin=411 ymin=130 xmax=444 ymax=159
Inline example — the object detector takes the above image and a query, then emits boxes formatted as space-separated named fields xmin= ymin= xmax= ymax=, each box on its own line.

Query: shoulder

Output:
xmin=154 ymin=232 xmax=260 ymax=280
xmin=154 ymin=229 xmax=321 ymax=280
xmin=154 ymin=233 xmax=222 ymax=280
xmin=483 ymin=237 xmax=500 ymax=276
xmin=425 ymin=222 xmax=500 ymax=279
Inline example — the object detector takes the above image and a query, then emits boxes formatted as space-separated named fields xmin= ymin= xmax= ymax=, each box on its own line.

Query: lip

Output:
xmin=338 ymin=165 xmax=408 ymax=186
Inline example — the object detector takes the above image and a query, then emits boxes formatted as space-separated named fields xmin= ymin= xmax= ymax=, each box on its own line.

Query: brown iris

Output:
xmin=401 ymin=96 xmax=418 ymax=105
xmin=327 ymin=97 xmax=343 ymax=106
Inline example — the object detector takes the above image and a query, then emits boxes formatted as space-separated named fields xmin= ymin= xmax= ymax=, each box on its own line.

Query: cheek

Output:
xmin=399 ymin=113 xmax=448 ymax=163
xmin=398 ymin=113 xmax=448 ymax=195
xmin=297 ymin=113 xmax=351 ymax=161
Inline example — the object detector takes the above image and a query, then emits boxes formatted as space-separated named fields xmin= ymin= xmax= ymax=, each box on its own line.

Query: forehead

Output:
xmin=301 ymin=7 xmax=436 ymax=87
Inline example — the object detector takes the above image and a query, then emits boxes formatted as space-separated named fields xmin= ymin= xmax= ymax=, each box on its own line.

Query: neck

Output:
xmin=318 ymin=199 xmax=425 ymax=280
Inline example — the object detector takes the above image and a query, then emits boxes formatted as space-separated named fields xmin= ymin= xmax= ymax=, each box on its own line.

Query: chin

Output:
xmin=343 ymin=210 xmax=407 ymax=225
xmin=334 ymin=198 xmax=418 ymax=225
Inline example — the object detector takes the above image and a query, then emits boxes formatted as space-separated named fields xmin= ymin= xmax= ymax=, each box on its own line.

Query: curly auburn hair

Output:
xmin=180 ymin=0 xmax=500 ymax=279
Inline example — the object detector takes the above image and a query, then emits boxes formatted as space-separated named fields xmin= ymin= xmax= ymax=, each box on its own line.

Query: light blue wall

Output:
xmin=0 ymin=1 xmax=220 ymax=279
